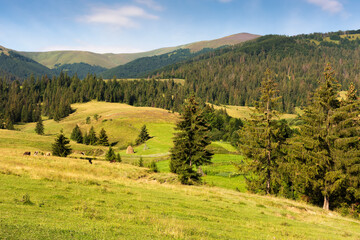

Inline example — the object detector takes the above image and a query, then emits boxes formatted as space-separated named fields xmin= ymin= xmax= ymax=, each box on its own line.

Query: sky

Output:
xmin=0 ymin=0 xmax=359 ymax=53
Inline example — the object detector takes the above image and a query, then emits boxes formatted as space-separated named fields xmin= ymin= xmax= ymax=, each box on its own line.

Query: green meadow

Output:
xmin=1 ymin=101 xmax=359 ymax=239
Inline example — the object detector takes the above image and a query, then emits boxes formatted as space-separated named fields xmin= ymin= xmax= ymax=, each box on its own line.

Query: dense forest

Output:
xmin=100 ymin=48 xmax=215 ymax=79
xmin=152 ymin=34 xmax=360 ymax=112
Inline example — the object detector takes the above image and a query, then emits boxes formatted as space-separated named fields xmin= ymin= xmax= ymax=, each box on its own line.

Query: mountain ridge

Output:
xmin=18 ymin=33 xmax=260 ymax=69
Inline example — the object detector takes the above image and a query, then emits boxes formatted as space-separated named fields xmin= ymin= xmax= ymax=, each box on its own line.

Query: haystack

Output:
xmin=126 ymin=146 xmax=134 ymax=154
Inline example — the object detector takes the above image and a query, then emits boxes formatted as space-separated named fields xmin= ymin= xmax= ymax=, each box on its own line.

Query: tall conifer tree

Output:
xmin=238 ymin=69 xmax=289 ymax=195
xmin=52 ymin=130 xmax=72 ymax=157
xmin=170 ymin=96 xmax=213 ymax=184
xmin=98 ymin=128 xmax=109 ymax=146
xmin=35 ymin=117 xmax=44 ymax=135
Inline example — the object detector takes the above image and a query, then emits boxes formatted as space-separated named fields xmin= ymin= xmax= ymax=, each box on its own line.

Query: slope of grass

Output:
xmin=0 ymin=151 xmax=359 ymax=239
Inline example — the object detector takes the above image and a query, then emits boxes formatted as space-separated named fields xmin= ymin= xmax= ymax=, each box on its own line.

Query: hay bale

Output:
xmin=126 ymin=146 xmax=134 ymax=154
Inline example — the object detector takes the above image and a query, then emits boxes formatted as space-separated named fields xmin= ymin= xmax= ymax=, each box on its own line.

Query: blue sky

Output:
xmin=0 ymin=0 xmax=359 ymax=53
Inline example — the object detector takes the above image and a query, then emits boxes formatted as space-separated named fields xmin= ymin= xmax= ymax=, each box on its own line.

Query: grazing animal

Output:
xmin=33 ymin=151 xmax=39 ymax=156
xmin=23 ymin=152 xmax=31 ymax=156
xmin=45 ymin=152 xmax=51 ymax=156
xmin=81 ymin=152 xmax=85 ymax=156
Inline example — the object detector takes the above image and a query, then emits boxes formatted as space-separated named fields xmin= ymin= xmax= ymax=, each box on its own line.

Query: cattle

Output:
xmin=81 ymin=152 xmax=85 ymax=156
xmin=23 ymin=152 xmax=31 ymax=156
xmin=33 ymin=151 xmax=39 ymax=156
xmin=45 ymin=152 xmax=51 ymax=156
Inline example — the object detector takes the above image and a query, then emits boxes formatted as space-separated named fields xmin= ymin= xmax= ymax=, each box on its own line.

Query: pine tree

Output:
xmin=170 ymin=96 xmax=213 ymax=184
xmin=330 ymin=82 xmax=360 ymax=210
xmin=238 ymin=69 xmax=289 ymax=195
xmin=88 ymin=126 xmax=98 ymax=145
xmin=136 ymin=125 xmax=150 ymax=145
xmin=70 ymin=125 xmax=83 ymax=143
xmin=52 ymin=130 xmax=72 ymax=157
xmin=97 ymin=128 xmax=109 ymax=146
xmin=149 ymin=160 xmax=159 ymax=173
xmin=138 ymin=157 xmax=144 ymax=167
xmin=35 ymin=117 xmax=44 ymax=135
xmin=83 ymin=132 xmax=90 ymax=145
xmin=291 ymin=64 xmax=343 ymax=210
xmin=105 ymin=146 xmax=116 ymax=162
xmin=116 ymin=153 xmax=122 ymax=163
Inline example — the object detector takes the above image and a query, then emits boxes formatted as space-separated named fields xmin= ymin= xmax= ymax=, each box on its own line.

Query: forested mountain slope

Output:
xmin=0 ymin=46 xmax=52 ymax=79
xmin=18 ymin=33 xmax=260 ymax=69
xmin=153 ymin=33 xmax=360 ymax=112
xmin=101 ymin=48 xmax=214 ymax=79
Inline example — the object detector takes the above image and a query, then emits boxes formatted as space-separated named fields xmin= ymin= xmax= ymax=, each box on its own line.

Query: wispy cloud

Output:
xmin=135 ymin=0 xmax=164 ymax=11
xmin=306 ymin=0 xmax=343 ymax=14
xmin=81 ymin=5 xmax=159 ymax=28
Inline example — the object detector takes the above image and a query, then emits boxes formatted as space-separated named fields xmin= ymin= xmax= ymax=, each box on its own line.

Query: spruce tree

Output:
xmin=52 ymin=130 xmax=72 ymax=157
xmin=35 ymin=117 xmax=44 ymax=135
xmin=88 ymin=126 xmax=98 ymax=145
xmin=70 ymin=125 xmax=83 ymax=143
xmin=105 ymin=146 xmax=116 ymax=162
xmin=329 ymin=82 xmax=360 ymax=209
xmin=116 ymin=153 xmax=122 ymax=163
xmin=98 ymin=128 xmax=109 ymax=146
xmin=238 ymin=69 xmax=289 ymax=195
xmin=170 ymin=96 xmax=213 ymax=184
xmin=136 ymin=125 xmax=150 ymax=145
xmin=291 ymin=64 xmax=343 ymax=210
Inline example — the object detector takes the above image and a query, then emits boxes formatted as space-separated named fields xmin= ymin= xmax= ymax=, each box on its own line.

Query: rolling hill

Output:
xmin=18 ymin=33 xmax=260 ymax=69
xmin=0 ymin=45 xmax=52 ymax=79
xmin=0 ymin=100 xmax=359 ymax=239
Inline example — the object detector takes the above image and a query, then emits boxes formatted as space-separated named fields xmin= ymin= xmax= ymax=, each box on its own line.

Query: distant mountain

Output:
xmin=18 ymin=33 xmax=260 ymax=69
xmin=53 ymin=63 xmax=107 ymax=79
xmin=101 ymin=48 xmax=215 ymax=79
xmin=0 ymin=45 xmax=52 ymax=79
xmin=152 ymin=31 xmax=360 ymax=112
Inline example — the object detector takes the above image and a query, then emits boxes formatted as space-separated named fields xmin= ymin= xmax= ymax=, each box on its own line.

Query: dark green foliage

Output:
xmin=170 ymin=96 xmax=213 ymax=184
xmin=97 ymin=128 xmax=109 ymax=146
xmin=149 ymin=160 xmax=159 ymax=173
xmin=70 ymin=125 xmax=83 ymax=143
xmin=86 ymin=117 xmax=91 ymax=124
xmin=105 ymin=146 xmax=116 ymax=162
xmin=83 ymin=132 xmax=90 ymax=145
xmin=52 ymin=130 xmax=72 ymax=157
xmin=87 ymin=126 xmax=98 ymax=145
xmin=54 ymin=63 xmax=106 ymax=79
xmin=116 ymin=153 xmax=122 ymax=163
xmin=35 ymin=117 xmax=44 ymax=135
xmin=202 ymin=105 xmax=243 ymax=143
xmin=238 ymin=69 xmax=291 ymax=195
xmin=138 ymin=157 xmax=144 ymax=167
xmin=135 ymin=125 xmax=150 ymax=145
xmin=101 ymin=48 xmax=214 ymax=79
xmin=290 ymin=64 xmax=360 ymax=210
xmin=154 ymin=34 xmax=360 ymax=111
xmin=0 ymin=51 xmax=52 ymax=79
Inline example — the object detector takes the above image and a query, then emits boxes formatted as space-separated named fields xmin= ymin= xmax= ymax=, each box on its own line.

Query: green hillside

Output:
xmin=0 ymin=46 xmax=52 ymax=79
xmin=18 ymin=33 xmax=260 ymax=69
xmin=0 ymin=101 xmax=359 ymax=239
xmin=153 ymin=33 xmax=360 ymax=113
xmin=101 ymin=48 xmax=214 ymax=79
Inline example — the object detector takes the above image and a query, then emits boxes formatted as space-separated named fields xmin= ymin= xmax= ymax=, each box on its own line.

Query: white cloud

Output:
xmin=306 ymin=0 xmax=343 ymax=14
xmin=135 ymin=0 xmax=164 ymax=11
xmin=81 ymin=6 xmax=159 ymax=28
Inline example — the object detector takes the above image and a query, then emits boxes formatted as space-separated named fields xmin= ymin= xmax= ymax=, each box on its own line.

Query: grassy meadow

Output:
xmin=1 ymin=101 xmax=360 ymax=239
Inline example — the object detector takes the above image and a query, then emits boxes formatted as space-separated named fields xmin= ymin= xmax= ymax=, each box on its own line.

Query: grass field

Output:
xmin=211 ymin=104 xmax=298 ymax=119
xmin=2 ymin=101 xmax=360 ymax=239
xmin=1 ymin=152 xmax=360 ymax=239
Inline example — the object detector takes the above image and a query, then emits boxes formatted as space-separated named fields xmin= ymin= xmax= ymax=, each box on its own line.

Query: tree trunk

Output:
xmin=323 ymin=195 xmax=330 ymax=210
